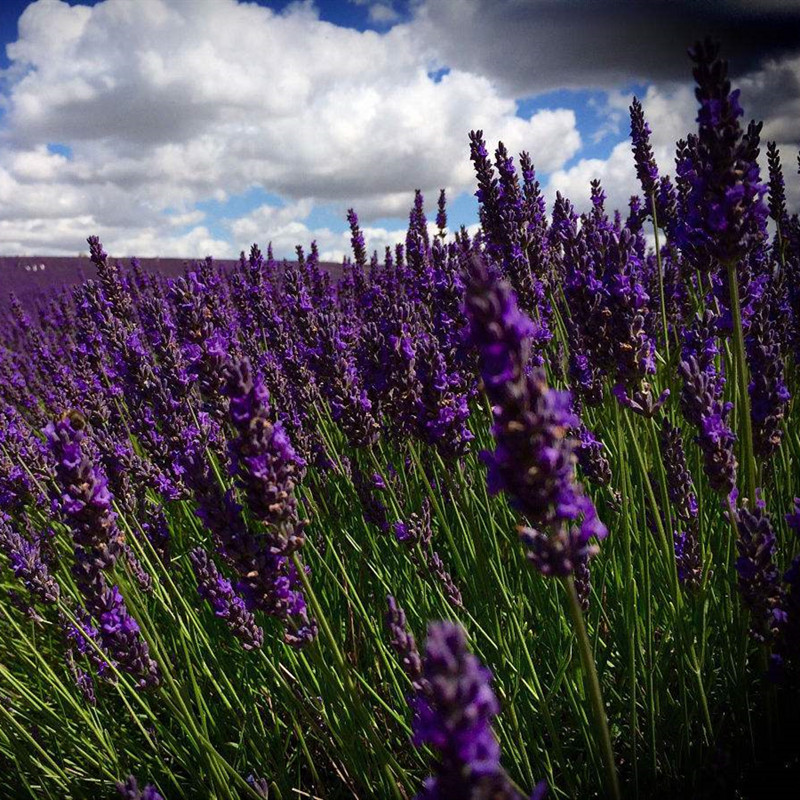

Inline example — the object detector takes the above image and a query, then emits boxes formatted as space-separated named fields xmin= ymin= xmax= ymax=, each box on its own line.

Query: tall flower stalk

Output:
xmin=681 ymin=39 xmax=770 ymax=503
xmin=465 ymin=256 xmax=619 ymax=800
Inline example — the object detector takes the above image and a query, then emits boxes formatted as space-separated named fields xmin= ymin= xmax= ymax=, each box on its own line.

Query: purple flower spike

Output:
xmin=0 ymin=517 xmax=60 ymax=604
xmin=217 ymin=358 xmax=317 ymax=647
xmin=385 ymin=595 xmax=424 ymax=691
xmin=465 ymin=257 xmax=606 ymax=577
xmin=734 ymin=494 xmax=786 ymax=644
xmin=660 ymin=420 xmax=702 ymax=587
xmin=679 ymin=356 xmax=738 ymax=498
xmin=89 ymin=579 xmax=161 ymax=689
xmin=347 ymin=208 xmax=368 ymax=269
xmin=436 ymin=189 xmax=447 ymax=236
xmin=629 ymin=97 xmax=659 ymax=199
xmin=574 ymin=423 xmax=612 ymax=488
xmin=224 ymin=358 xmax=306 ymax=553
xmin=677 ymin=39 xmax=769 ymax=268
xmin=190 ymin=548 xmax=264 ymax=651
xmin=117 ymin=776 xmax=164 ymax=800
xmin=44 ymin=411 xmax=122 ymax=575
xmin=394 ymin=502 xmax=462 ymax=608
xmin=411 ymin=621 xmax=542 ymax=800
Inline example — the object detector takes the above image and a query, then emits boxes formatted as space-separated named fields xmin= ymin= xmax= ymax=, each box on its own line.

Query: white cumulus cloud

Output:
xmin=0 ymin=0 xmax=583 ymax=257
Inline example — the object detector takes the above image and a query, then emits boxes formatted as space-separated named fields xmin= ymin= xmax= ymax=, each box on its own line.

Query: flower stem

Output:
xmin=726 ymin=260 xmax=757 ymax=503
xmin=562 ymin=575 xmax=621 ymax=800
xmin=651 ymin=192 xmax=670 ymax=363
xmin=292 ymin=553 xmax=405 ymax=800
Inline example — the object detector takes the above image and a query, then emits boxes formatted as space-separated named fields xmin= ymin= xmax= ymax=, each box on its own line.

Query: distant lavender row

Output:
xmin=0 ymin=255 xmax=345 ymax=309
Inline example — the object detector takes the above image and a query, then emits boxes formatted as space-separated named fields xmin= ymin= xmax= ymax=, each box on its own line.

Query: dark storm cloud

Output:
xmin=415 ymin=0 xmax=800 ymax=94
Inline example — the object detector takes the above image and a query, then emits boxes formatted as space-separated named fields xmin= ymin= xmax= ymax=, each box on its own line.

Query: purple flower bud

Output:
xmin=734 ymin=494 xmax=786 ymax=644
xmin=660 ymin=421 xmax=702 ymax=587
xmin=116 ymin=776 xmax=164 ymax=800
xmin=629 ymin=97 xmax=659 ymax=199
xmin=385 ymin=595 xmax=424 ymax=691
xmin=0 ymin=516 xmax=60 ymax=604
xmin=347 ymin=208 xmax=367 ymax=269
xmin=411 ymin=621 xmax=539 ymax=799
xmin=190 ymin=548 xmax=264 ymax=651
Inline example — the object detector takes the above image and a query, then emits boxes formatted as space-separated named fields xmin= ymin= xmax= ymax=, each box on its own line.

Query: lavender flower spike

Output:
xmin=465 ymin=257 xmax=606 ymax=577
xmin=90 ymin=580 xmax=161 ymax=689
xmin=385 ymin=595 xmax=423 ymax=691
xmin=0 ymin=516 xmax=60 ymax=604
xmin=190 ymin=548 xmax=264 ymax=651
xmin=735 ymin=493 xmax=785 ymax=644
xmin=43 ymin=411 xmax=122 ymax=575
xmin=117 ymin=776 xmax=164 ymax=800
xmin=412 ymin=621 xmax=544 ymax=800
xmin=224 ymin=358 xmax=306 ymax=554
xmin=629 ymin=97 xmax=659 ymax=200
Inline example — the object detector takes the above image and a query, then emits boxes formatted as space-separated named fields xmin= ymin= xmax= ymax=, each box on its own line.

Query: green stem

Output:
xmin=726 ymin=260 xmax=757 ymax=502
xmin=561 ymin=576 xmax=620 ymax=800
xmin=291 ymin=553 xmax=405 ymax=800
xmin=651 ymin=193 xmax=670 ymax=363
xmin=612 ymin=399 xmax=639 ymax=796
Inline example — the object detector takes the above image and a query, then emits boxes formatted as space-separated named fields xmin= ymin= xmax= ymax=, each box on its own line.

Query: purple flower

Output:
xmin=414 ymin=333 xmax=474 ymax=460
xmin=0 ymin=516 xmax=60 ymax=604
xmin=116 ymin=776 xmax=163 ymax=800
xmin=183 ymin=449 xmax=315 ymax=649
xmin=181 ymin=361 xmax=317 ymax=648
xmin=734 ymin=494 xmax=786 ymax=644
xmin=347 ymin=208 xmax=368 ymax=268
xmin=352 ymin=465 xmax=391 ymax=533
xmin=573 ymin=552 xmax=592 ymax=612
xmin=313 ymin=313 xmax=380 ymax=448
xmin=469 ymin=131 xmax=550 ymax=326
xmin=660 ymin=420 xmax=702 ymax=587
xmin=224 ymin=358 xmax=306 ymax=554
xmin=679 ymin=356 xmax=738 ymax=498
xmin=573 ymin=424 xmax=611 ymax=488
xmin=385 ymin=595 xmax=423 ymax=691
xmin=88 ymin=579 xmax=161 ymax=689
xmin=629 ymin=97 xmax=659 ymax=199
xmin=436 ymin=189 xmax=448 ymax=236
xmin=190 ymin=548 xmax=264 ymax=651
xmin=745 ymin=278 xmax=791 ymax=460
xmin=394 ymin=502 xmax=462 ymax=608
xmin=411 ymin=621 xmax=542 ymax=800
xmin=465 ymin=258 xmax=606 ymax=577
xmin=766 ymin=141 xmax=788 ymax=229
xmin=677 ymin=39 xmax=769 ymax=268
xmin=44 ymin=411 xmax=122 ymax=575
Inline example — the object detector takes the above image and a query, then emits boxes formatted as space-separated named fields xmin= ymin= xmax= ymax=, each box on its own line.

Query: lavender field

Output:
xmin=1 ymin=38 xmax=799 ymax=800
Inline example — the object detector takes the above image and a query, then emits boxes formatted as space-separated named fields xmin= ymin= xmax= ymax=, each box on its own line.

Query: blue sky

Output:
xmin=0 ymin=0 xmax=796 ymax=259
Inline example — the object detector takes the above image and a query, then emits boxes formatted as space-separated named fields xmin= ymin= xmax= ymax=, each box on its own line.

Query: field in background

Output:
xmin=0 ymin=255 xmax=345 ymax=308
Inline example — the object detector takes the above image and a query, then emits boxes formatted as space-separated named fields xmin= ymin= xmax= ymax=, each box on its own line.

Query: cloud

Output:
xmin=0 ymin=0 xmax=796 ymax=259
xmin=412 ymin=0 xmax=800 ymax=95
xmin=230 ymin=199 xmax=412 ymax=262
xmin=543 ymin=73 xmax=800 ymax=218
xmin=0 ymin=0 xmax=586 ymax=256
